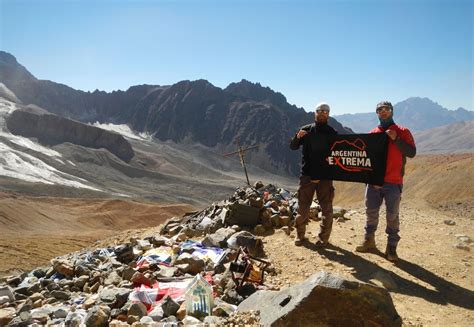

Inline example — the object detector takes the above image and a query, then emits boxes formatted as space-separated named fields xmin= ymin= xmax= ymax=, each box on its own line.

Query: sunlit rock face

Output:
xmin=5 ymin=107 xmax=134 ymax=162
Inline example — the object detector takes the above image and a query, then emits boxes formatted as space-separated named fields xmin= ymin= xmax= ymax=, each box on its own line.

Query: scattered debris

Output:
xmin=230 ymin=247 xmax=270 ymax=288
xmin=0 ymin=182 xmax=359 ymax=326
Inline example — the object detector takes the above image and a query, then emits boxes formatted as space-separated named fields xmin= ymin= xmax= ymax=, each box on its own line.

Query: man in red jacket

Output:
xmin=356 ymin=101 xmax=416 ymax=261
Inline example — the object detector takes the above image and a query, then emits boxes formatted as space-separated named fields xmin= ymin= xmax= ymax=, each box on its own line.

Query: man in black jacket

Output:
xmin=290 ymin=102 xmax=337 ymax=246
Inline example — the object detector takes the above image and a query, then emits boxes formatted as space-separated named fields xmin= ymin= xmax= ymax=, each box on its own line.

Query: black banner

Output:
xmin=309 ymin=133 xmax=388 ymax=185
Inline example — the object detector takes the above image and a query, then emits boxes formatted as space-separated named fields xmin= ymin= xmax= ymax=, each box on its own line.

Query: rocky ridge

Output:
xmin=0 ymin=51 xmax=351 ymax=176
xmin=5 ymin=106 xmax=135 ymax=163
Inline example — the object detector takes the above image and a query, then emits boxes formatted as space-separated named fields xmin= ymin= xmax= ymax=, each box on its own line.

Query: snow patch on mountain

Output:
xmin=0 ymin=131 xmax=62 ymax=157
xmin=0 ymin=141 xmax=101 ymax=190
xmin=0 ymin=97 xmax=101 ymax=191
xmin=90 ymin=122 xmax=151 ymax=141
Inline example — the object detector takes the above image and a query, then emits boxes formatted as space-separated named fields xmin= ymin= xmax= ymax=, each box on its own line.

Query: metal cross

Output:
xmin=223 ymin=139 xmax=259 ymax=186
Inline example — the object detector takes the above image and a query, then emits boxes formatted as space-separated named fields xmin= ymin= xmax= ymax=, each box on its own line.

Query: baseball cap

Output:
xmin=376 ymin=101 xmax=393 ymax=112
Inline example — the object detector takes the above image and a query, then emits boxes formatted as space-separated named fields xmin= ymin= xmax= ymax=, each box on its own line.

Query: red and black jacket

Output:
xmin=370 ymin=124 xmax=416 ymax=184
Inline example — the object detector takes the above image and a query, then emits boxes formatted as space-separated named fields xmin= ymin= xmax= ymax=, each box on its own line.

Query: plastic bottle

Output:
xmin=185 ymin=274 xmax=214 ymax=318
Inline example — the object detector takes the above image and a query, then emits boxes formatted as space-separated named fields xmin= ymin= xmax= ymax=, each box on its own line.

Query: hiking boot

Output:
xmin=385 ymin=244 xmax=399 ymax=262
xmin=294 ymin=236 xmax=307 ymax=246
xmin=355 ymin=235 xmax=376 ymax=252
xmin=294 ymin=225 xmax=306 ymax=246
xmin=315 ymin=239 xmax=329 ymax=248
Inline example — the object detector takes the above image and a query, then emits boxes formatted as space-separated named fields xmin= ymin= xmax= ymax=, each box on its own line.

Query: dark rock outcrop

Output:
xmin=5 ymin=108 xmax=134 ymax=162
xmin=237 ymin=270 xmax=402 ymax=327
xmin=225 ymin=79 xmax=288 ymax=107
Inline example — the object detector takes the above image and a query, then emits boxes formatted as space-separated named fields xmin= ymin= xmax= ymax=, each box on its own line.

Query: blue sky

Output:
xmin=1 ymin=0 xmax=472 ymax=115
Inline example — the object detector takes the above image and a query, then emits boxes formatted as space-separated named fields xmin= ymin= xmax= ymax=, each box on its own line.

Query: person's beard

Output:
xmin=316 ymin=115 xmax=328 ymax=124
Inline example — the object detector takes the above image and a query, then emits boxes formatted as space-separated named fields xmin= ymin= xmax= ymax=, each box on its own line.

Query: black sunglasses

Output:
xmin=376 ymin=107 xmax=392 ymax=113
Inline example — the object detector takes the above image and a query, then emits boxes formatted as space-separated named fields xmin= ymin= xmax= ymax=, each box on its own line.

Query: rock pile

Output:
xmin=160 ymin=182 xmax=301 ymax=240
xmin=0 ymin=182 xmax=388 ymax=326
xmin=0 ymin=182 xmax=293 ymax=326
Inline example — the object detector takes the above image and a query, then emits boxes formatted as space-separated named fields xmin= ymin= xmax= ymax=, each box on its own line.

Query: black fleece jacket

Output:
xmin=290 ymin=122 xmax=338 ymax=177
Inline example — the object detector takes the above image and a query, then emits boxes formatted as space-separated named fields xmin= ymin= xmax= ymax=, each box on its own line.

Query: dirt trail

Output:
xmin=263 ymin=200 xmax=473 ymax=326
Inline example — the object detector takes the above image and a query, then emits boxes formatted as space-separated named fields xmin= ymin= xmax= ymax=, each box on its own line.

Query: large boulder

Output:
xmin=227 ymin=231 xmax=264 ymax=257
xmin=237 ymin=271 xmax=401 ymax=327
xmin=226 ymin=203 xmax=260 ymax=227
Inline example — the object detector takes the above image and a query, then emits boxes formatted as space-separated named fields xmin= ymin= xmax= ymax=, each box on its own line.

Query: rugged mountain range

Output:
xmin=0 ymin=51 xmax=350 ymax=176
xmin=0 ymin=96 xmax=298 ymax=204
xmin=1 ymin=50 xmax=471 ymax=179
xmin=334 ymin=97 xmax=473 ymax=133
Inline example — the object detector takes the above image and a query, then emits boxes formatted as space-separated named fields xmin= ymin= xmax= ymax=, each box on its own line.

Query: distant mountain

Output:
xmin=413 ymin=121 xmax=474 ymax=154
xmin=0 ymin=51 xmax=351 ymax=176
xmin=334 ymin=97 xmax=473 ymax=133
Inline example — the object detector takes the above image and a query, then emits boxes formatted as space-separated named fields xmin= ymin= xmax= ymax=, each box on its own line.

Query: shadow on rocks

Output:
xmin=304 ymin=243 xmax=474 ymax=311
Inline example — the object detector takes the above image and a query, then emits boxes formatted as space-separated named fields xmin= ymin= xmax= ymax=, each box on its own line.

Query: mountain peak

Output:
xmin=0 ymin=51 xmax=19 ymax=65
xmin=224 ymin=79 xmax=287 ymax=105
xmin=166 ymin=79 xmax=224 ymax=97
xmin=0 ymin=51 xmax=37 ymax=85
xmin=397 ymin=97 xmax=444 ymax=109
